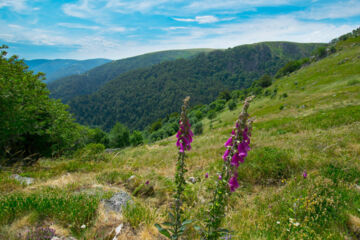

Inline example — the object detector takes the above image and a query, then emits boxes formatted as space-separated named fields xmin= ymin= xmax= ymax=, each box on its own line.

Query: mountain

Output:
xmin=1 ymin=32 xmax=359 ymax=240
xmin=68 ymin=42 xmax=325 ymax=130
xmin=48 ymin=49 xmax=213 ymax=102
xmin=25 ymin=58 xmax=111 ymax=83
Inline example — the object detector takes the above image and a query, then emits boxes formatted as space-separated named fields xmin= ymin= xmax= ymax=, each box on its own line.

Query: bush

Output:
xmin=130 ymin=130 xmax=143 ymax=146
xmin=238 ymin=147 xmax=297 ymax=184
xmin=109 ymin=122 xmax=130 ymax=148
xmin=193 ymin=122 xmax=203 ymax=135
xmin=228 ymin=100 xmax=237 ymax=111
xmin=75 ymin=143 xmax=107 ymax=162
xmin=207 ymin=110 xmax=217 ymax=120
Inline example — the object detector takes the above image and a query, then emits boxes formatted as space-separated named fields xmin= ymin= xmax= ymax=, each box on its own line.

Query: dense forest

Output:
xmin=48 ymin=49 xmax=212 ymax=102
xmin=68 ymin=42 xmax=325 ymax=130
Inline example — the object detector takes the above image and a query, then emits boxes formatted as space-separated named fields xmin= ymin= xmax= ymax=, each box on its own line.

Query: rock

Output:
xmin=51 ymin=237 xmax=77 ymax=240
xmin=11 ymin=174 xmax=34 ymax=185
xmin=105 ymin=148 xmax=121 ymax=153
xmin=188 ymin=177 xmax=197 ymax=184
xmin=103 ymin=191 xmax=132 ymax=213
xmin=104 ymin=223 xmax=124 ymax=240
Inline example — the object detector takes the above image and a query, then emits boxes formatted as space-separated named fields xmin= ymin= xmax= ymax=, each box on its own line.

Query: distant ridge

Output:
xmin=67 ymin=41 xmax=325 ymax=130
xmin=48 ymin=49 xmax=213 ymax=103
xmin=25 ymin=58 xmax=111 ymax=83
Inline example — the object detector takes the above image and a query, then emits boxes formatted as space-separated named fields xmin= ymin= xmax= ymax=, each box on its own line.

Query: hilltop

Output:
xmin=48 ymin=49 xmax=213 ymax=103
xmin=25 ymin=58 xmax=111 ymax=83
xmin=67 ymin=42 xmax=324 ymax=130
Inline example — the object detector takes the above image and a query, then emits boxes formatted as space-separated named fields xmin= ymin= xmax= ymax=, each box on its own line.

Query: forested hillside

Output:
xmin=69 ymin=42 xmax=324 ymax=130
xmin=48 ymin=49 xmax=212 ymax=102
xmin=25 ymin=58 xmax=111 ymax=83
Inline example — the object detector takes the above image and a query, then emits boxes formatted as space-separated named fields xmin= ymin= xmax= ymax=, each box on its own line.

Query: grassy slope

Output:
xmin=1 ymin=39 xmax=359 ymax=239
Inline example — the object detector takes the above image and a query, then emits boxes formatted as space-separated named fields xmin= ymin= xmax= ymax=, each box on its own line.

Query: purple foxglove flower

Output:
xmin=223 ymin=149 xmax=230 ymax=161
xmin=303 ymin=171 xmax=307 ymax=179
xmin=231 ymin=153 xmax=241 ymax=167
xmin=224 ymin=137 xmax=233 ymax=147
xmin=205 ymin=172 xmax=209 ymax=178
xmin=229 ymin=175 xmax=239 ymax=192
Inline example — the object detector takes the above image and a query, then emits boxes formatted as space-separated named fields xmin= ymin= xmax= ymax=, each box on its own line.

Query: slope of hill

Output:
xmin=0 ymin=35 xmax=358 ymax=240
xmin=48 ymin=49 xmax=213 ymax=102
xmin=68 ymin=42 xmax=325 ymax=130
xmin=25 ymin=58 xmax=111 ymax=83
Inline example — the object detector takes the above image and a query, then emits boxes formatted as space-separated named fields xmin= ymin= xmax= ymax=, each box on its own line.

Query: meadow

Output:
xmin=0 ymin=37 xmax=359 ymax=240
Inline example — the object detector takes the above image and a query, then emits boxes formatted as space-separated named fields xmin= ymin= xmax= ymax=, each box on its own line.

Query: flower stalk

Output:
xmin=203 ymin=96 xmax=254 ymax=239
xmin=156 ymin=96 xmax=193 ymax=240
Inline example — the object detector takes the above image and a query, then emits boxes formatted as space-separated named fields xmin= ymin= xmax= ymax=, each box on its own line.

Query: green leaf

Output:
xmin=162 ymin=221 xmax=174 ymax=227
xmin=155 ymin=224 xmax=171 ymax=239
xmin=181 ymin=219 xmax=193 ymax=226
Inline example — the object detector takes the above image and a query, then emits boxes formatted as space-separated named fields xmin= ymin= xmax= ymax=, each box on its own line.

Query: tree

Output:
xmin=258 ymin=74 xmax=272 ymax=88
xmin=0 ymin=45 xmax=79 ymax=163
xmin=130 ymin=130 xmax=143 ymax=146
xmin=109 ymin=122 xmax=130 ymax=148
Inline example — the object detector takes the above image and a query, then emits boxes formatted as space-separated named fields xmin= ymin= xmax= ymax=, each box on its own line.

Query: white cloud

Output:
xmin=0 ymin=0 xmax=27 ymax=12
xmin=58 ymin=23 xmax=100 ymax=30
xmin=299 ymin=0 xmax=360 ymax=20
xmin=157 ymin=16 xmax=357 ymax=50
xmin=185 ymin=0 xmax=291 ymax=12
xmin=174 ymin=15 xmax=220 ymax=24
xmin=107 ymin=27 xmax=127 ymax=32
xmin=62 ymin=0 xmax=94 ymax=18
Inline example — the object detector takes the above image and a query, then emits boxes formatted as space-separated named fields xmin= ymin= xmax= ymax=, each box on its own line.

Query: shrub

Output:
xmin=207 ymin=110 xmax=217 ymax=120
xmin=109 ymin=122 xmax=130 ymax=148
xmin=130 ymin=130 xmax=143 ymax=146
xmin=227 ymin=100 xmax=237 ymax=111
xmin=238 ymin=147 xmax=297 ymax=184
xmin=75 ymin=143 xmax=107 ymax=162
xmin=193 ymin=122 xmax=203 ymax=135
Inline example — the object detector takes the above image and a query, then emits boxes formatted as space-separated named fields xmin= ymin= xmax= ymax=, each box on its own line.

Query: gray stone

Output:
xmin=103 ymin=191 xmax=132 ymax=213
xmin=11 ymin=174 xmax=34 ymax=185
xmin=188 ymin=176 xmax=197 ymax=184
xmin=105 ymin=148 xmax=121 ymax=153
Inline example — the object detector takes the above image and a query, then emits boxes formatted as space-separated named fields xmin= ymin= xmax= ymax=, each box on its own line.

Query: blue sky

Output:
xmin=1 ymin=0 xmax=360 ymax=60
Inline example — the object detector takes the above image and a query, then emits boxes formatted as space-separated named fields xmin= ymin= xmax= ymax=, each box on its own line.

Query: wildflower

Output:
xmin=218 ymin=175 xmax=222 ymax=180
xmin=276 ymin=221 xmax=280 ymax=224
xmin=229 ymin=174 xmax=239 ymax=192
xmin=205 ymin=172 xmax=209 ymax=178
xmin=294 ymin=222 xmax=300 ymax=227
xmin=303 ymin=170 xmax=307 ymax=179
xmin=176 ymin=97 xmax=193 ymax=153
xmin=222 ymin=96 xmax=254 ymax=192
xmin=145 ymin=180 xmax=149 ymax=185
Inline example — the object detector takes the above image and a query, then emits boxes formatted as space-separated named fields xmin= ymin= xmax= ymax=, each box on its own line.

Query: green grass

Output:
xmin=0 ymin=37 xmax=359 ymax=239
xmin=0 ymin=187 xmax=112 ymax=236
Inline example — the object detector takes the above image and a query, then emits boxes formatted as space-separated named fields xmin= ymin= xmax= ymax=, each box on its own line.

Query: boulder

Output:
xmin=11 ymin=174 xmax=34 ymax=185
xmin=103 ymin=191 xmax=132 ymax=213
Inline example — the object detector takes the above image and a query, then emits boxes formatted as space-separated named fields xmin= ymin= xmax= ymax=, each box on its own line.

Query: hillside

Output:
xmin=25 ymin=58 xmax=111 ymax=83
xmin=68 ymin=42 xmax=324 ymax=130
xmin=0 ymin=35 xmax=359 ymax=240
xmin=48 ymin=49 xmax=213 ymax=102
